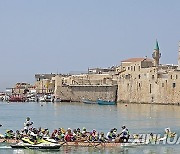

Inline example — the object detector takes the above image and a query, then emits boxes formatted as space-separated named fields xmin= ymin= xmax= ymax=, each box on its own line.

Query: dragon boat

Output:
xmin=0 ymin=138 xmax=19 ymax=143
xmin=0 ymin=138 xmax=146 ymax=148
xmin=59 ymin=140 xmax=146 ymax=147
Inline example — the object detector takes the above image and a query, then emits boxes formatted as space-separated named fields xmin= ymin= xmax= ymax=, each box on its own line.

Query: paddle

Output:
xmin=60 ymin=141 xmax=67 ymax=146
xmin=94 ymin=141 xmax=104 ymax=148
xmin=2 ymin=139 xmax=6 ymax=143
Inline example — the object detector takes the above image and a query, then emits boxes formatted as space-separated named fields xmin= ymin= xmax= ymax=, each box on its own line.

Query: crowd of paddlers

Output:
xmin=0 ymin=117 xmax=130 ymax=144
xmin=0 ymin=117 xmax=177 ymax=145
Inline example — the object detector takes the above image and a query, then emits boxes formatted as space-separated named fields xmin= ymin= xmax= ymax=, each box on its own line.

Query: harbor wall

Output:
xmin=55 ymin=85 xmax=118 ymax=102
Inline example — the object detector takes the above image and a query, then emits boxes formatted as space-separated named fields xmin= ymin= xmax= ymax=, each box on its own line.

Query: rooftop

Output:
xmin=121 ymin=57 xmax=153 ymax=63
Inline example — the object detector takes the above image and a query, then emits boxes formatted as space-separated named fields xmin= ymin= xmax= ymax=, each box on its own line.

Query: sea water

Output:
xmin=0 ymin=101 xmax=180 ymax=153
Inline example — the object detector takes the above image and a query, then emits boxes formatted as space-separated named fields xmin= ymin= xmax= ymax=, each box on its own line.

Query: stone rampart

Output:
xmin=55 ymin=85 xmax=118 ymax=102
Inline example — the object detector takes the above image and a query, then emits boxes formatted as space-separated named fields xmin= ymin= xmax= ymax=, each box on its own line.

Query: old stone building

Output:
xmin=117 ymin=41 xmax=180 ymax=104
xmin=13 ymin=82 xmax=35 ymax=94
xmin=35 ymin=74 xmax=56 ymax=94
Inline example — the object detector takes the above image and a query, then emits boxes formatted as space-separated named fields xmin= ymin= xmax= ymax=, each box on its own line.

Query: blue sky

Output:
xmin=0 ymin=0 xmax=180 ymax=90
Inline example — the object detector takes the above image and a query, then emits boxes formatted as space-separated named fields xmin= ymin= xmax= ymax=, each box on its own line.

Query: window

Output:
xmin=138 ymin=74 xmax=141 ymax=79
xmin=139 ymin=83 xmax=141 ymax=87
xmin=125 ymin=74 xmax=130 ymax=79
xmin=171 ymin=75 xmax=173 ymax=79
xmin=127 ymin=83 xmax=129 ymax=90
xmin=150 ymin=84 xmax=152 ymax=93
xmin=128 ymin=67 xmax=130 ymax=70
xmin=176 ymin=75 xmax=178 ymax=79
xmin=173 ymin=83 xmax=176 ymax=88
xmin=152 ymin=75 xmax=155 ymax=79
xmin=139 ymin=66 xmax=141 ymax=71
xmin=134 ymin=66 xmax=136 ymax=71
xmin=162 ymin=83 xmax=164 ymax=87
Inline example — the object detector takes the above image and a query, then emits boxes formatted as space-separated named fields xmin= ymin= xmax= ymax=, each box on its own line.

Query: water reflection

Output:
xmin=116 ymin=103 xmax=180 ymax=134
xmin=8 ymin=146 xmax=179 ymax=154
xmin=1 ymin=102 xmax=180 ymax=153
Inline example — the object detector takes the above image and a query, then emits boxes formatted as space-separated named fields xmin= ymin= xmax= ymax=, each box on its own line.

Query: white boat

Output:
xmin=11 ymin=142 xmax=61 ymax=149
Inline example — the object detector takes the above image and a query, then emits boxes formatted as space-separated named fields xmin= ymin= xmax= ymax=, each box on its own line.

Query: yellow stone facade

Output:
xmin=117 ymin=42 xmax=180 ymax=104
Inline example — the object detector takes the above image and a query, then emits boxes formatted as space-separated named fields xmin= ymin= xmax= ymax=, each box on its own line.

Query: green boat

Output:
xmin=97 ymin=99 xmax=116 ymax=105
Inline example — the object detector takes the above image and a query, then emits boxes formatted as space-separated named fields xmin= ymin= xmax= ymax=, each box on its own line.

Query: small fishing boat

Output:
xmin=97 ymin=99 xmax=116 ymax=105
xmin=9 ymin=95 xmax=26 ymax=102
xmin=11 ymin=142 xmax=61 ymax=149
xmin=82 ymin=99 xmax=97 ymax=104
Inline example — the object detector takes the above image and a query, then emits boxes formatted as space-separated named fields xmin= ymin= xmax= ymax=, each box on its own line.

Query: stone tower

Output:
xmin=152 ymin=40 xmax=161 ymax=67
xmin=178 ymin=41 xmax=180 ymax=70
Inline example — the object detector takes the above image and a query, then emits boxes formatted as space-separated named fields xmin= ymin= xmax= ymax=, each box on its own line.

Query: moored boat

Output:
xmin=82 ymin=99 xmax=97 ymax=104
xmin=97 ymin=99 xmax=116 ymax=105
xmin=9 ymin=95 xmax=26 ymax=102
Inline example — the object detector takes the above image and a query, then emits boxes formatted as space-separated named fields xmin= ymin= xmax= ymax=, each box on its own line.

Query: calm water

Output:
xmin=1 ymin=101 xmax=180 ymax=153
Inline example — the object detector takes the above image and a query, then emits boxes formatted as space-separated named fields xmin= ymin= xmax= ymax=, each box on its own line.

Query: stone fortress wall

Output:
xmin=54 ymin=75 xmax=117 ymax=102
xmin=55 ymin=85 xmax=117 ymax=102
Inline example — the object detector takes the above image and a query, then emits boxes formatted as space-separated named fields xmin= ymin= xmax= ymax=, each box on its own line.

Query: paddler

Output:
xmin=24 ymin=117 xmax=33 ymax=134
xmin=64 ymin=128 xmax=73 ymax=142
xmin=29 ymin=128 xmax=38 ymax=144
xmin=99 ymin=132 xmax=106 ymax=142
xmin=119 ymin=125 xmax=130 ymax=143
xmin=92 ymin=129 xmax=99 ymax=141
xmin=38 ymin=128 xmax=44 ymax=139
xmin=56 ymin=130 xmax=64 ymax=141
xmin=72 ymin=129 xmax=77 ymax=141
xmin=88 ymin=132 xmax=93 ymax=142
xmin=5 ymin=130 xmax=15 ymax=139
xmin=82 ymin=127 xmax=87 ymax=137
xmin=165 ymin=128 xmax=176 ymax=138
xmin=51 ymin=129 xmax=58 ymax=141
xmin=76 ymin=128 xmax=82 ymax=139
xmin=106 ymin=129 xmax=114 ymax=141
xmin=59 ymin=128 xmax=65 ymax=140
xmin=113 ymin=128 xmax=117 ymax=138
xmin=44 ymin=128 xmax=50 ymax=137
xmin=15 ymin=130 xmax=22 ymax=140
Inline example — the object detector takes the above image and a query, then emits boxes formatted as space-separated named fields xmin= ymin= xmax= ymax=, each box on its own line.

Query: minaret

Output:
xmin=152 ymin=40 xmax=161 ymax=67
xmin=178 ymin=41 xmax=180 ymax=70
